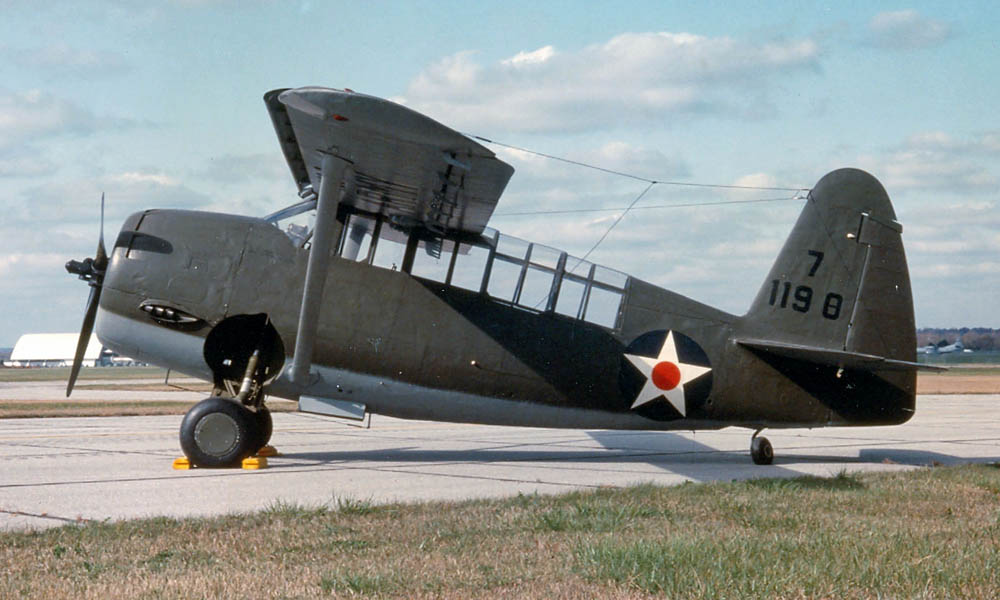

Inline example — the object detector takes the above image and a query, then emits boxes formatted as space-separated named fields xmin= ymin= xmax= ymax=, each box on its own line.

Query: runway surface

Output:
xmin=2 ymin=394 xmax=998 ymax=531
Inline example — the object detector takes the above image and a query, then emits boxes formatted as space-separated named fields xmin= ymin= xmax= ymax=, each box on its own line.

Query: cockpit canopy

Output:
xmin=266 ymin=204 xmax=630 ymax=331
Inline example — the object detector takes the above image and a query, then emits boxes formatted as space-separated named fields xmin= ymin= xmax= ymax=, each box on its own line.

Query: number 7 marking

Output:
xmin=807 ymin=250 xmax=824 ymax=277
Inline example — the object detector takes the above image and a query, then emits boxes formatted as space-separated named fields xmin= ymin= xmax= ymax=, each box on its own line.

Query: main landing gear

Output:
xmin=180 ymin=336 xmax=278 ymax=468
xmin=179 ymin=397 xmax=272 ymax=468
xmin=750 ymin=429 xmax=774 ymax=465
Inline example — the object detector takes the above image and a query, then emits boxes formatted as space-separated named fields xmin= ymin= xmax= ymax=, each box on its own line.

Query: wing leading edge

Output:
xmin=264 ymin=87 xmax=514 ymax=235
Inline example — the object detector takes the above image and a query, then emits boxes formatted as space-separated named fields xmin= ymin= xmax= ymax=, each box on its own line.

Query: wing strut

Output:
xmin=290 ymin=153 xmax=353 ymax=387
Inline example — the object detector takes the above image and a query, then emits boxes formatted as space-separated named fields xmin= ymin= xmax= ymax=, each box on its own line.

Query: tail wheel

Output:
xmin=180 ymin=397 xmax=257 ymax=467
xmin=750 ymin=436 xmax=774 ymax=465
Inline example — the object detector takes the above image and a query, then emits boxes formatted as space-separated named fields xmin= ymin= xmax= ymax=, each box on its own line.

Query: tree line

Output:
xmin=917 ymin=328 xmax=1000 ymax=351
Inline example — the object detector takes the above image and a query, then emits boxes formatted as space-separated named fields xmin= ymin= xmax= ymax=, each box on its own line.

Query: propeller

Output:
xmin=65 ymin=194 xmax=108 ymax=397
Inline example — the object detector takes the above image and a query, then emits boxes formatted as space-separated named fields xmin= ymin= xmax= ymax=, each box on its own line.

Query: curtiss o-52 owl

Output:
xmin=65 ymin=86 xmax=937 ymax=468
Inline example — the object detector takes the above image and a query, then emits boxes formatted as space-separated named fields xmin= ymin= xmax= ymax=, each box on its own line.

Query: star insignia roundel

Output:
xmin=622 ymin=330 xmax=712 ymax=417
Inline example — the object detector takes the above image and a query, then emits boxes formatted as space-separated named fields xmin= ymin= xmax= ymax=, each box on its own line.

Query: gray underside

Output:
xmin=267 ymin=362 xmax=820 ymax=432
xmin=95 ymin=308 xmax=213 ymax=381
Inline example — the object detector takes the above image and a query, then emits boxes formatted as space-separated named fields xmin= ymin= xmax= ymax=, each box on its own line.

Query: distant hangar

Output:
xmin=3 ymin=333 xmax=138 ymax=368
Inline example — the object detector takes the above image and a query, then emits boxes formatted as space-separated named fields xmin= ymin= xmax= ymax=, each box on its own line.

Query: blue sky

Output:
xmin=1 ymin=1 xmax=998 ymax=346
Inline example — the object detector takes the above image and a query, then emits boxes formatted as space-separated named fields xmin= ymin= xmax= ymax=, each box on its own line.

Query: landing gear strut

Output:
xmin=750 ymin=429 xmax=774 ymax=465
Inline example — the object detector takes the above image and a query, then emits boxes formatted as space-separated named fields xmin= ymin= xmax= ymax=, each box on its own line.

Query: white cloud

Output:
xmin=2 ymin=43 xmax=130 ymax=78
xmin=110 ymin=171 xmax=179 ymax=186
xmin=706 ymin=237 xmax=783 ymax=259
xmin=903 ymin=130 xmax=1000 ymax=155
xmin=501 ymin=45 xmax=555 ymax=66
xmin=195 ymin=152 xmax=289 ymax=183
xmin=867 ymin=11 xmax=953 ymax=50
xmin=4 ymin=173 xmax=212 ymax=235
xmin=485 ymin=137 xmax=801 ymax=310
xmin=903 ymin=201 xmax=1000 ymax=261
xmin=0 ymin=89 xmax=96 ymax=147
xmin=489 ymin=140 xmax=692 ymax=222
xmin=905 ymin=131 xmax=957 ymax=149
xmin=913 ymin=261 xmax=1000 ymax=278
xmin=592 ymin=142 xmax=689 ymax=178
xmin=860 ymin=131 xmax=1000 ymax=193
xmin=0 ymin=148 xmax=55 ymax=177
xmin=732 ymin=173 xmax=776 ymax=188
xmin=400 ymin=31 xmax=820 ymax=133
xmin=980 ymin=132 xmax=1000 ymax=153
xmin=0 ymin=253 xmax=66 ymax=277
xmin=897 ymin=193 xmax=1000 ymax=326
xmin=490 ymin=163 xmax=801 ymax=317
xmin=878 ymin=151 xmax=995 ymax=192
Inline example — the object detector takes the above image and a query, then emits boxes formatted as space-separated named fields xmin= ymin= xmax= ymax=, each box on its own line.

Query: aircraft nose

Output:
xmin=101 ymin=210 xmax=255 ymax=327
xmin=101 ymin=214 xmax=177 ymax=297
xmin=100 ymin=211 xmax=181 ymax=316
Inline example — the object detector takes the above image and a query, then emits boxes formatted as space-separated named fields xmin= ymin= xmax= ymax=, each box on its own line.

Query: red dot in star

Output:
xmin=651 ymin=361 xmax=681 ymax=390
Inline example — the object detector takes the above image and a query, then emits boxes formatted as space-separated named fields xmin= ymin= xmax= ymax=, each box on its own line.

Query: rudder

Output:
xmin=743 ymin=168 xmax=916 ymax=363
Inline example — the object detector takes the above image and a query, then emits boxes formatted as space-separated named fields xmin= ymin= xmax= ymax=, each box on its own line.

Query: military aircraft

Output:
xmin=65 ymin=86 xmax=939 ymax=468
xmin=936 ymin=339 xmax=966 ymax=354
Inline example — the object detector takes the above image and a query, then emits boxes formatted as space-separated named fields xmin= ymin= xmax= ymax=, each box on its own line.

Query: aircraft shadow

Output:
xmin=584 ymin=430 xmax=806 ymax=481
xmin=279 ymin=431 xmax=1000 ymax=483
xmin=280 ymin=430 xmax=810 ymax=482
xmin=856 ymin=448 xmax=1000 ymax=466
xmin=731 ymin=445 xmax=1000 ymax=467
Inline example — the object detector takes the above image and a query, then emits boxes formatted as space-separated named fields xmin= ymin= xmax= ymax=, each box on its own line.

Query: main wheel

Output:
xmin=251 ymin=406 xmax=273 ymax=453
xmin=180 ymin=397 xmax=257 ymax=467
xmin=751 ymin=436 xmax=774 ymax=465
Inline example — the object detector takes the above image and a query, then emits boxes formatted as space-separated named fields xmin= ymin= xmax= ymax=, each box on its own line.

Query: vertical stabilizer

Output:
xmin=743 ymin=168 xmax=916 ymax=363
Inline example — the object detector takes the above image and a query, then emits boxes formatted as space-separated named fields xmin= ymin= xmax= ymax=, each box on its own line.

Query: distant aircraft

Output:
xmin=65 ymin=87 xmax=941 ymax=468
xmin=936 ymin=339 xmax=965 ymax=354
xmin=917 ymin=344 xmax=938 ymax=355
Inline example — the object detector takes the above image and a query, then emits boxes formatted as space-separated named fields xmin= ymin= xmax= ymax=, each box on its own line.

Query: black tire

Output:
xmin=180 ymin=397 xmax=257 ymax=467
xmin=751 ymin=436 xmax=774 ymax=465
xmin=251 ymin=406 xmax=273 ymax=453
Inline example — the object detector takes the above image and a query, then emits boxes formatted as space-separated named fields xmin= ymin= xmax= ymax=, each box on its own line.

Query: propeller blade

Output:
xmin=67 ymin=193 xmax=109 ymax=397
xmin=94 ymin=192 xmax=108 ymax=271
xmin=66 ymin=283 xmax=103 ymax=397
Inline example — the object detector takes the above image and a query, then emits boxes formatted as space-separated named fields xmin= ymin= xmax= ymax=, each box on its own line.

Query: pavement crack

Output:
xmin=0 ymin=508 xmax=94 ymax=525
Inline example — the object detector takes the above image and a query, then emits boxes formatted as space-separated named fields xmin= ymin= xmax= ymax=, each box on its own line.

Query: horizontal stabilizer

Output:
xmin=737 ymin=338 xmax=946 ymax=372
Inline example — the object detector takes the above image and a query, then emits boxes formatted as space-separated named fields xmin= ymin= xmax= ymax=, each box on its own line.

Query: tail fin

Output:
xmin=742 ymin=168 xmax=916 ymax=364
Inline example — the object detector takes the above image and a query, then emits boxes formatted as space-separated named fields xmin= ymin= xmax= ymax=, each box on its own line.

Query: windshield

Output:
xmin=265 ymin=199 xmax=316 ymax=248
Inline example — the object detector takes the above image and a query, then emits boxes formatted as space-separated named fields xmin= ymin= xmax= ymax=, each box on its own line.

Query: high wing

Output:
xmin=264 ymin=87 xmax=515 ymax=235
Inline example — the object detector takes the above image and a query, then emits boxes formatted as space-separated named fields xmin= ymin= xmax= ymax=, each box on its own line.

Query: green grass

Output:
xmin=0 ymin=366 xmax=168 ymax=382
xmin=319 ymin=570 xmax=404 ymax=595
xmin=0 ymin=401 xmax=203 ymax=419
xmin=919 ymin=352 xmax=1000 ymax=367
xmin=3 ymin=465 xmax=1000 ymax=598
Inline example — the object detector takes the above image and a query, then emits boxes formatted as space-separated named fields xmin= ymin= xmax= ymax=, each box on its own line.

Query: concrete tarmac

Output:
xmin=0 ymin=378 xmax=205 ymax=402
xmin=2 ymin=394 xmax=999 ymax=531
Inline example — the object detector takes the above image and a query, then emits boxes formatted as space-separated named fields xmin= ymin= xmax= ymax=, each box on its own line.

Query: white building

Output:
xmin=4 ymin=333 xmax=105 ymax=368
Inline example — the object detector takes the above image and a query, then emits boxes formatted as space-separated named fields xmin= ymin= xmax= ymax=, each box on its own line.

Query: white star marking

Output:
xmin=624 ymin=331 xmax=712 ymax=415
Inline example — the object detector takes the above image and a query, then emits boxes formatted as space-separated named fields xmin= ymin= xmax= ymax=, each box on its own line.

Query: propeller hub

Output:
xmin=65 ymin=257 xmax=105 ymax=284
